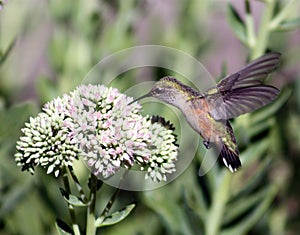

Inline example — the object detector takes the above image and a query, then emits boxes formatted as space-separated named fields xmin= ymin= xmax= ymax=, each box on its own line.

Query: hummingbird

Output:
xmin=131 ymin=52 xmax=281 ymax=173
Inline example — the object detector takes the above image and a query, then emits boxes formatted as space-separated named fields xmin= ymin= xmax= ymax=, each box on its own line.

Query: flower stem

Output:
xmin=251 ymin=0 xmax=275 ymax=59
xmin=205 ymin=171 xmax=233 ymax=235
xmin=86 ymin=174 xmax=97 ymax=235
xmin=245 ymin=0 xmax=256 ymax=49
xmin=61 ymin=167 xmax=81 ymax=235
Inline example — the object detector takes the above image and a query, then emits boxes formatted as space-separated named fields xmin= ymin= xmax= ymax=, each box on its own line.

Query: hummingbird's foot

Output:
xmin=203 ymin=140 xmax=211 ymax=149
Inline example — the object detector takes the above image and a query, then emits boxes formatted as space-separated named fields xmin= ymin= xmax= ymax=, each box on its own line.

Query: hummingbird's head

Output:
xmin=147 ymin=76 xmax=181 ymax=104
xmin=131 ymin=76 xmax=197 ymax=106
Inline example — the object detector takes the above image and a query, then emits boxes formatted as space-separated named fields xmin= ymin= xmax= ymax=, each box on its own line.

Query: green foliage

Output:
xmin=275 ymin=17 xmax=300 ymax=31
xmin=60 ymin=188 xmax=88 ymax=207
xmin=1 ymin=0 xmax=300 ymax=234
xmin=0 ymin=40 xmax=15 ymax=66
xmin=226 ymin=3 xmax=247 ymax=45
xmin=97 ymin=204 xmax=135 ymax=227
xmin=56 ymin=219 xmax=73 ymax=235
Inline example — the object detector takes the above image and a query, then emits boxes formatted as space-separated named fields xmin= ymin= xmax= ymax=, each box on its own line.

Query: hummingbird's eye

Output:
xmin=154 ymin=87 xmax=164 ymax=94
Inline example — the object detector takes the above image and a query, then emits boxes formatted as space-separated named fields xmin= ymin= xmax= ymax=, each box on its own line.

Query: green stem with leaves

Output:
xmin=270 ymin=0 xmax=296 ymax=30
xmin=86 ymin=174 xmax=98 ymax=235
xmin=61 ymin=167 xmax=81 ymax=235
xmin=68 ymin=166 xmax=88 ymax=203
xmin=98 ymin=187 xmax=121 ymax=224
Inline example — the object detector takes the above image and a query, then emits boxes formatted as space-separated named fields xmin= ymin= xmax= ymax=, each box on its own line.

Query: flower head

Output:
xmin=144 ymin=116 xmax=178 ymax=182
xmin=15 ymin=95 xmax=80 ymax=177
xmin=69 ymin=85 xmax=178 ymax=181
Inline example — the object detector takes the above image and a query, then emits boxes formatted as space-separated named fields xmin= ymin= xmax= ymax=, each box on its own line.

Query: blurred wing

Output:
xmin=205 ymin=52 xmax=281 ymax=120
xmin=207 ymin=85 xmax=279 ymax=120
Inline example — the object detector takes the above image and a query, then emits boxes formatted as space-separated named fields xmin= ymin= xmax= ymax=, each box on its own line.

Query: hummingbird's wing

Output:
xmin=204 ymin=52 xmax=281 ymax=120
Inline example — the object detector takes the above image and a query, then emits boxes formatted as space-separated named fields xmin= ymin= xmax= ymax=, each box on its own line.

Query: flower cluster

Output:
xmin=69 ymin=85 xmax=178 ymax=181
xmin=15 ymin=95 xmax=80 ymax=177
xmin=144 ymin=116 xmax=178 ymax=182
xmin=15 ymin=84 xmax=178 ymax=182
xmin=69 ymin=85 xmax=150 ymax=178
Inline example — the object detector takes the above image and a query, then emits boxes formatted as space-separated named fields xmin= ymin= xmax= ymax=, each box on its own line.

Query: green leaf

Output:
xmin=247 ymin=118 xmax=275 ymax=140
xmin=60 ymin=188 xmax=88 ymax=207
xmin=181 ymin=189 xmax=204 ymax=235
xmin=97 ymin=204 xmax=135 ymax=227
xmin=224 ymin=185 xmax=274 ymax=224
xmin=275 ymin=17 xmax=300 ymax=31
xmin=143 ymin=186 xmax=196 ymax=235
xmin=68 ymin=166 xmax=88 ymax=202
xmin=55 ymin=219 xmax=73 ymax=235
xmin=0 ymin=179 xmax=34 ymax=219
xmin=234 ymin=155 xmax=272 ymax=196
xmin=230 ymin=140 xmax=271 ymax=196
xmin=181 ymin=168 xmax=209 ymax=221
xmin=241 ymin=139 xmax=269 ymax=166
xmin=226 ymin=3 xmax=247 ymax=45
xmin=0 ymin=39 xmax=16 ymax=66
xmin=221 ymin=186 xmax=278 ymax=235
xmin=0 ymin=102 xmax=37 ymax=146
xmin=88 ymin=174 xmax=103 ymax=191
xmin=280 ymin=18 xmax=300 ymax=31
xmin=251 ymin=88 xmax=291 ymax=124
xmin=36 ymin=76 xmax=59 ymax=104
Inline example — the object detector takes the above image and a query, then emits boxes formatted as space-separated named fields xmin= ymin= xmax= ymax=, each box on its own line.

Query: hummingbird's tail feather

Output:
xmin=219 ymin=142 xmax=241 ymax=173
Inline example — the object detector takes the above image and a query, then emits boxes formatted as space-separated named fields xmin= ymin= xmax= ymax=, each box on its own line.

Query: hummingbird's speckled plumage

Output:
xmin=132 ymin=52 xmax=281 ymax=173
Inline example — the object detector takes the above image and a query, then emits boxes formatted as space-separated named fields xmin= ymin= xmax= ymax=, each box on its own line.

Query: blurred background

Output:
xmin=0 ymin=0 xmax=300 ymax=234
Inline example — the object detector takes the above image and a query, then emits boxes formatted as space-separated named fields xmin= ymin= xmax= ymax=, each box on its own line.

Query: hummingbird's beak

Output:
xmin=128 ymin=93 xmax=151 ymax=105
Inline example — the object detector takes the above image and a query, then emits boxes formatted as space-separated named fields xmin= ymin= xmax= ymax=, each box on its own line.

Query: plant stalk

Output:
xmin=86 ymin=174 xmax=97 ymax=235
xmin=62 ymin=167 xmax=81 ymax=235
xmin=245 ymin=0 xmax=256 ymax=49
xmin=205 ymin=171 xmax=233 ymax=235
xmin=251 ymin=0 xmax=276 ymax=59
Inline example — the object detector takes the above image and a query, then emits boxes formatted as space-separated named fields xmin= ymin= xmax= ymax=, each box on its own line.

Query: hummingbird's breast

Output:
xmin=181 ymin=98 xmax=225 ymax=143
